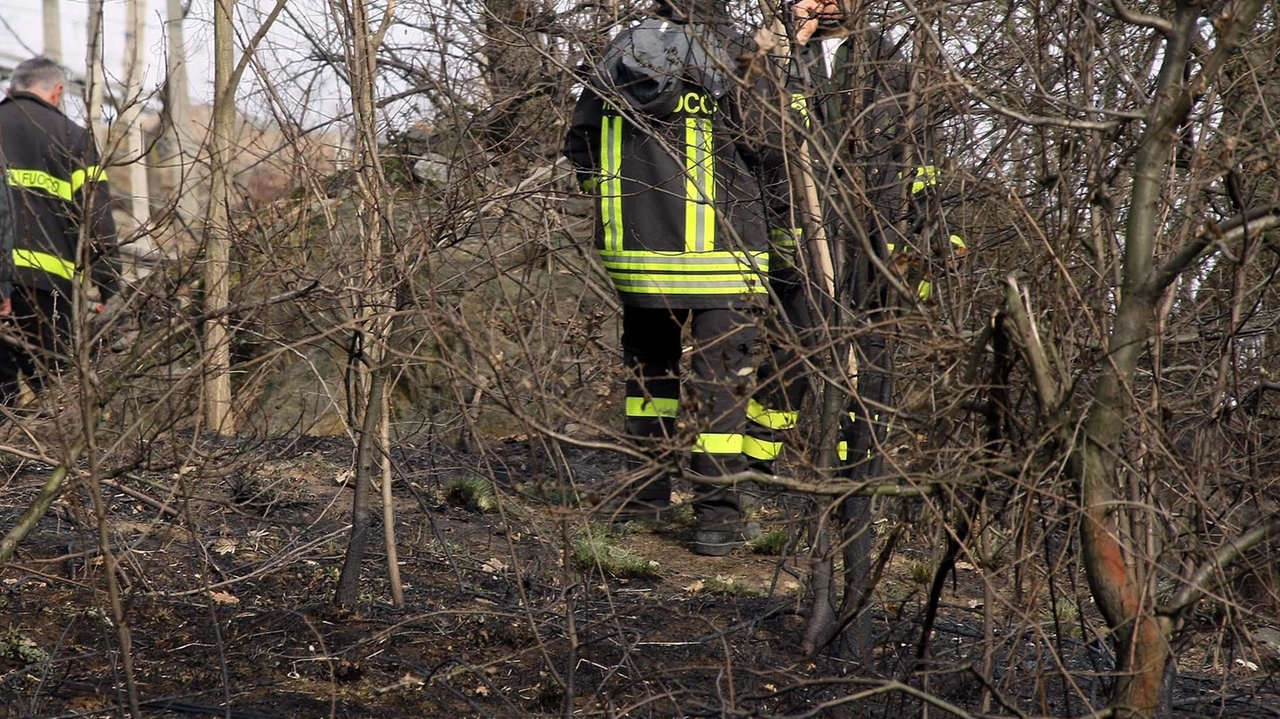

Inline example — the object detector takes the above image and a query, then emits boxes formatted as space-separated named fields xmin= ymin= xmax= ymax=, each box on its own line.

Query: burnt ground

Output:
xmin=1 ymin=434 xmax=1278 ymax=718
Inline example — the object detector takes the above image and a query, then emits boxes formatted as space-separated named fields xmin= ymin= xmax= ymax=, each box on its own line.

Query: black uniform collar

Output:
xmin=1 ymin=90 xmax=64 ymax=115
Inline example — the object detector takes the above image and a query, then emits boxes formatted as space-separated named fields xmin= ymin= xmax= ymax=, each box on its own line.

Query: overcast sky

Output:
xmin=0 ymin=0 xmax=216 ymax=104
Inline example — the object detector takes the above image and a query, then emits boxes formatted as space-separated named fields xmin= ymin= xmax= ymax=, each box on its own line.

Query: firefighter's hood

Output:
xmin=592 ymin=17 xmax=734 ymax=117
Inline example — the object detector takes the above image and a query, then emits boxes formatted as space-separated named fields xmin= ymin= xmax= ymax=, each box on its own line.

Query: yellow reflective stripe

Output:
xmin=748 ymin=398 xmax=797 ymax=430
xmin=611 ymin=277 xmax=768 ymax=295
xmin=743 ymin=435 xmax=783 ymax=460
xmin=769 ymin=227 xmax=801 ymax=247
xmin=600 ymin=250 xmax=768 ymax=273
xmin=835 ymin=441 xmax=874 ymax=461
xmin=71 ymin=165 xmax=106 ymax=194
xmin=7 ymin=168 xmax=72 ymax=201
xmin=684 ymin=117 xmax=714 ymax=252
xmin=789 ymin=93 xmax=810 ymax=129
xmin=771 ymin=227 xmax=798 ymax=269
xmin=901 ymin=165 xmax=938 ymax=195
xmin=600 ymin=116 xmax=624 ymax=252
xmin=692 ymin=432 xmax=743 ymax=454
xmin=13 ymin=249 xmax=76 ymax=280
xmin=626 ymin=396 xmax=679 ymax=418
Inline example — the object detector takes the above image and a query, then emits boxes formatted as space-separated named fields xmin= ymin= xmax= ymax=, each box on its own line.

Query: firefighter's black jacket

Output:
xmin=563 ymin=13 xmax=769 ymax=309
xmin=0 ymin=91 xmax=120 ymax=301
xmin=0 ymin=155 xmax=14 ymax=300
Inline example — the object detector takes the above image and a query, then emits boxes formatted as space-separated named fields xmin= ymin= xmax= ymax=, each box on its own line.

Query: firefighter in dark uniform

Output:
xmin=0 ymin=57 xmax=121 ymax=407
xmin=744 ymin=4 xmax=966 ymax=473
xmin=564 ymin=0 xmax=770 ymax=555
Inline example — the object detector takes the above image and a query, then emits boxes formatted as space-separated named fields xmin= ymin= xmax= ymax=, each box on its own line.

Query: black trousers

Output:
xmin=0 ymin=287 xmax=70 ymax=407
xmin=747 ymin=270 xmax=820 ymax=466
xmin=746 ymin=268 xmax=894 ymax=479
xmin=621 ymin=305 xmax=757 ymax=525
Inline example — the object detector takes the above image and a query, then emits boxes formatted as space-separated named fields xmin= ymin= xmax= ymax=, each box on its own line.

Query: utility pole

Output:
xmin=43 ymin=0 xmax=62 ymax=63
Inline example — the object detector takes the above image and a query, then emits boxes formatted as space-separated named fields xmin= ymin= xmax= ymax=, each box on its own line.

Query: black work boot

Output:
xmin=693 ymin=519 xmax=762 ymax=556
xmin=689 ymin=477 xmax=758 ymax=555
xmin=610 ymin=468 xmax=673 ymax=521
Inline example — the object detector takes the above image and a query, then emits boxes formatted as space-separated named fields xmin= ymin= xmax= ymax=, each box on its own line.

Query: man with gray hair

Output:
xmin=0 ymin=56 xmax=121 ymax=408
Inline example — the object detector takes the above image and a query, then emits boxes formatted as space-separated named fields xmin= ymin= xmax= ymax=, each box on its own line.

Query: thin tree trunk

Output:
xmin=328 ymin=0 xmax=396 ymax=605
xmin=121 ymin=0 xmax=150 ymax=230
xmin=336 ymin=368 xmax=384 ymax=607
xmin=1067 ymin=2 xmax=1266 ymax=716
xmin=380 ymin=381 xmax=404 ymax=606
xmin=86 ymin=0 xmax=106 ymax=150
xmin=164 ymin=0 xmax=203 ymax=238
xmin=203 ymin=0 xmax=235 ymax=433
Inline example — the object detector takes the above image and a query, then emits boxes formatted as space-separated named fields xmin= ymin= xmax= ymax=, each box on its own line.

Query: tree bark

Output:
xmin=119 ymin=0 xmax=149 ymax=232
xmin=164 ymin=0 xmax=203 ymax=240
xmin=1070 ymin=1 xmax=1267 ymax=716
xmin=203 ymin=0 xmax=235 ymax=434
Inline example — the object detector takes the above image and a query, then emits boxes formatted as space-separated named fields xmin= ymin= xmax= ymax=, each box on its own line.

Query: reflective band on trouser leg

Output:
xmin=692 ymin=432 xmax=743 ymax=455
xmin=748 ymin=397 xmax=797 ymax=431
xmin=626 ymin=396 xmax=679 ymax=418
xmin=13 ymin=249 xmax=76 ymax=280
xmin=743 ymin=435 xmax=782 ymax=461
xmin=685 ymin=117 xmax=715 ymax=253
xmin=599 ymin=116 xmax=624 ymax=252
xmin=835 ymin=441 xmax=875 ymax=461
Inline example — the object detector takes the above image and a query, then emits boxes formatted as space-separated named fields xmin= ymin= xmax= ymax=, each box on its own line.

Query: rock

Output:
xmin=411 ymin=153 xmax=453 ymax=186
xmin=1251 ymin=626 xmax=1280 ymax=671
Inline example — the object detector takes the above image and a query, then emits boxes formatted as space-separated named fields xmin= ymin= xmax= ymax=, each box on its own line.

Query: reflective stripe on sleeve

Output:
xmin=71 ymin=165 xmax=106 ymax=194
xmin=790 ymin=93 xmax=811 ymax=129
xmin=748 ymin=398 xmax=798 ymax=430
xmin=600 ymin=116 xmax=624 ymax=252
xmin=626 ymin=396 xmax=680 ymax=418
xmin=769 ymin=227 xmax=800 ymax=270
xmin=907 ymin=165 xmax=938 ymax=195
xmin=692 ymin=432 xmax=743 ymax=454
xmin=13 ymin=249 xmax=77 ymax=280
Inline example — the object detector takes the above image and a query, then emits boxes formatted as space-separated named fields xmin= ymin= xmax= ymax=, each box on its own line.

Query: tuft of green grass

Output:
xmin=909 ymin=560 xmax=934 ymax=585
xmin=444 ymin=475 xmax=498 ymax=512
xmin=1044 ymin=598 xmax=1080 ymax=624
xmin=666 ymin=502 xmax=696 ymax=527
xmin=700 ymin=577 xmax=762 ymax=598
xmin=748 ymin=528 xmax=789 ymax=556
xmin=573 ymin=525 xmax=661 ymax=578
xmin=518 ymin=482 xmax=580 ymax=508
